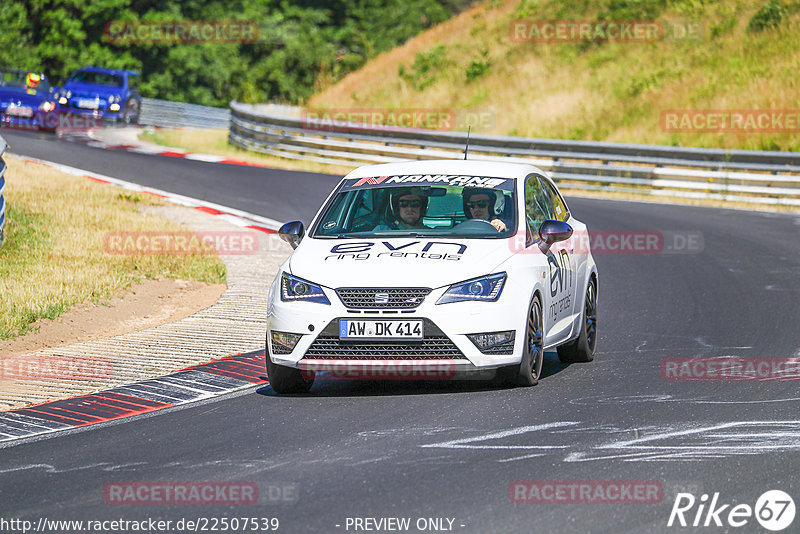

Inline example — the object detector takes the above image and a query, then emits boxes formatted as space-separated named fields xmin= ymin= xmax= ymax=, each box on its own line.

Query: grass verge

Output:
xmin=0 ymin=155 xmax=226 ymax=339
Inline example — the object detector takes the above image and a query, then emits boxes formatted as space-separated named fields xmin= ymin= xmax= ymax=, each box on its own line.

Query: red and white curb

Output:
xmin=0 ymin=351 xmax=268 ymax=446
xmin=17 ymin=154 xmax=281 ymax=234
xmin=62 ymin=127 xmax=272 ymax=169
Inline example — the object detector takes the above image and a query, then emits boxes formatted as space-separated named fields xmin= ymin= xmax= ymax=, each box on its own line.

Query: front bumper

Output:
xmin=0 ymin=110 xmax=57 ymax=130
xmin=267 ymin=284 xmax=525 ymax=374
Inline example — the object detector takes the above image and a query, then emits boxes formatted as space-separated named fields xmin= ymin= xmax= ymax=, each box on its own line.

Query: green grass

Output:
xmin=0 ymin=157 xmax=226 ymax=339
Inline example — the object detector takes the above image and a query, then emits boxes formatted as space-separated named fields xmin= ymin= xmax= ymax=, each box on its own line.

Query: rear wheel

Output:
xmin=265 ymin=333 xmax=314 ymax=394
xmin=499 ymin=295 xmax=544 ymax=386
xmin=557 ymin=277 xmax=597 ymax=363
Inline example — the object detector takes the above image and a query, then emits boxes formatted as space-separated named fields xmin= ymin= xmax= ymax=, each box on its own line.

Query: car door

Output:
xmin=524 ymin=174 xmax=577 ymax=346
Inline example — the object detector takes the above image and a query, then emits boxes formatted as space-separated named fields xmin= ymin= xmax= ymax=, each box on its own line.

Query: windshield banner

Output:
xmin=341 ymin=175 xmax=513 ymax=192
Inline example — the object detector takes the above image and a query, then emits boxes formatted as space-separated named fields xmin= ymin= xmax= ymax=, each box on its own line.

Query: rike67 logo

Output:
xmin=668 ymin=490 xmax=795 ymax=531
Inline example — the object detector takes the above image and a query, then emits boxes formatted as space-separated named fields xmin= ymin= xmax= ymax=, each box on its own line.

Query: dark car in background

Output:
xmin=0 ymin=68 xmax=58 ymax=132
xmin=56 ymin=67 xmax=141 ymax=125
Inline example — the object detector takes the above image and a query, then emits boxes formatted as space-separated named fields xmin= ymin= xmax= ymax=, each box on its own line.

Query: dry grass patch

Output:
xmin=0 ymin=156 xmax=225 ymax=339
xmin=309 ymin=0 xmax=800 ymax=151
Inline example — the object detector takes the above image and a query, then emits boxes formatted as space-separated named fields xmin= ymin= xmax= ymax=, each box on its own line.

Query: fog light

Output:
xmin=467 ymin=331 xmax=515 ymax=352
xmin=58 ymin=96 xmax=68 ymax=105
xmin=271 ymin=331 xmax=302 ymax=354
xmin=109 ymin=103 xmax=121 ymax=112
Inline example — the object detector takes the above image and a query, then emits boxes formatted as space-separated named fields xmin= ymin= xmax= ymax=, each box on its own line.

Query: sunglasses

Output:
xmin=398 ymin=199 xmax=422 ymax=208
xmin=467 ymin=200 xmax=489 ymax=209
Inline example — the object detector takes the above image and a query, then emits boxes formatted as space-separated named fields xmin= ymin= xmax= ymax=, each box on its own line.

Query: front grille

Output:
xmin=306 ymin=336 xmax=465 ymax=359
xmin=336 ymin=287 xmax=431 ymax=309
xmin=303 ymin=318 xmax=465 ymax=359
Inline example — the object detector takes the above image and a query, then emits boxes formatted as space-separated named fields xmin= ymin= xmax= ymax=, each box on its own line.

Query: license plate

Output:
xmin=6 ymin=105 xmax=33 ymax=117
xmin=77 ymin=98 xmax=99 ymax=109
xmin=339 ymin=319 xmax=423 ymax=340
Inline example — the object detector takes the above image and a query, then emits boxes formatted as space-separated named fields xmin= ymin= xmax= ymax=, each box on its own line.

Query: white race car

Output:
xmin=266 ymin=160 xmax=598 ymax=393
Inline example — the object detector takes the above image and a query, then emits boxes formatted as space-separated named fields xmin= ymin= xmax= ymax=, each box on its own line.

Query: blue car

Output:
xmin=56 ymin=67 xmax=141 ymax=125
xmin=0 ymin=69 xmax=58 ymax=132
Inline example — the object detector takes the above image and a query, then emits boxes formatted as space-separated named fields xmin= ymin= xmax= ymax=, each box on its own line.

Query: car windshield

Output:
xmin=0 ymin=69 xmax=50 ymax=94
xmin=312 ymin=176 xmax=516 ymax=238
xmin=71 ymin=71 xmax=124 ymax=87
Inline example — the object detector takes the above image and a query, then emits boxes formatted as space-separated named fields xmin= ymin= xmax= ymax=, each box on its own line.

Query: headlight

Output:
xmin=109 ymin=103 xmax=120 ymax=111
xmin=280 ymin=273 xmax=330 ymax=304
xmin=39 ymin=101 xmax=55 ymax=112
xmin=436 ymin=272 xmax=506 ymax=304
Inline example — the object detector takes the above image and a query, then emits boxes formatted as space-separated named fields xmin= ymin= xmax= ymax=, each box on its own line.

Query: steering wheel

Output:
xmin=453 ymin=218 xmax=497 ymax=232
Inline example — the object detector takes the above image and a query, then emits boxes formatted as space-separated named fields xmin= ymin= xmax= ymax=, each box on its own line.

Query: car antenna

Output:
xmin=464 ymin=125 xmax=471 ymax=160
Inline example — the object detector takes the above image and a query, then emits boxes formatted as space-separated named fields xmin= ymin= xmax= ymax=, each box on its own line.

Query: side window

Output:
xmin=525 ymin=174 xmax=554 ymax=240
xmin=541 ymin=178 xmax=569 ymax=222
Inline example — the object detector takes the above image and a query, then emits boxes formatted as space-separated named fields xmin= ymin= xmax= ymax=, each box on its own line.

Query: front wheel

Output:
xmin=499 ymin=294 xmax=544 ymax=386
xmin=557 ymin=277 xmax=597 ymax=363
xmin=265 ymin=334 xmax=314 ymax=394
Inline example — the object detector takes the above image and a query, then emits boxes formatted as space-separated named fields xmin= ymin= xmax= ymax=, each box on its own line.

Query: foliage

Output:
xmin=465 ymin=50 xmax=490 ymax=82
xmin=399 ymin=44 xmax=451 ymax=90
xmin=747 ymin=0 xmax=786 ymax=32
xmin=0 ymin=0 xmax=459 ymax=106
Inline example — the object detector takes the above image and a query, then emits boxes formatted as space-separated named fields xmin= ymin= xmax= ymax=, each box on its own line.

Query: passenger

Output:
xmin=374 ymin=188 xmax=429 ymax=230
xmin=462 ymin=187 xmax=507 ymax=232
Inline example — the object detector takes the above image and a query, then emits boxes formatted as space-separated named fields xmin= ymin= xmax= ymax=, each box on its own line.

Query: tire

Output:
xmin=499 ymin=294 xmax=544 ymax=386
xmin=557 ymin=277 xmax=597 ymax=363
xmin=265 ymin=333 xmax=314 ymax=394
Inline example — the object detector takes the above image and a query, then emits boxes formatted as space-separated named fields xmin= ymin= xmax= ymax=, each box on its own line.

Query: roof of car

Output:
xmin=342 ymin=159 xmax=547 ymax=181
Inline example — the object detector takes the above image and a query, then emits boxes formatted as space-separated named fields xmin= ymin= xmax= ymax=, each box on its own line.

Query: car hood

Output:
xmin=0 ymin=89 xmax=44 ymax=106
xmin=288 ymin=237 xmax=516 ymax=289
xmin=64 ymin=82 xmax=120 ymax=99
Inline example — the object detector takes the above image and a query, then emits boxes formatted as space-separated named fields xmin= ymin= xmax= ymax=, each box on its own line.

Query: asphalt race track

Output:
xmin=2 ymin=129 xmax=799 ymax=533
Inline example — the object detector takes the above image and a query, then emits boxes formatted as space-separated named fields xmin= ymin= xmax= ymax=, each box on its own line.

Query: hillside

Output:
xmin=309 ymin=0 xmax=800 ymax=152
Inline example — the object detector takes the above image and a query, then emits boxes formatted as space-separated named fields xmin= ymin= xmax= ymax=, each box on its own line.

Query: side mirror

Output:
xmin=537 ymin=220 xmax=573 ymax=254
xmin=278 ymin=221 xmax=305 ymax=249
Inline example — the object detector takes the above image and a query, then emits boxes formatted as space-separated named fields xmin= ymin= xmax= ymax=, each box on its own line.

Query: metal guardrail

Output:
xmin=229 ymin=101 xmax=800 ymax=206
xmin=140 ymin=98 xmax=230 ymax=129
xmin=0 ymin=134 xmax=7 ymax=247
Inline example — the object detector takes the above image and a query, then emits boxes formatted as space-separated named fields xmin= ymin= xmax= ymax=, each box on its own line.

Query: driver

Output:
xmin=462 ymin=187 xmax=507 ymax=232
xmin=374 ymin=187 xmax=429 ymax=230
